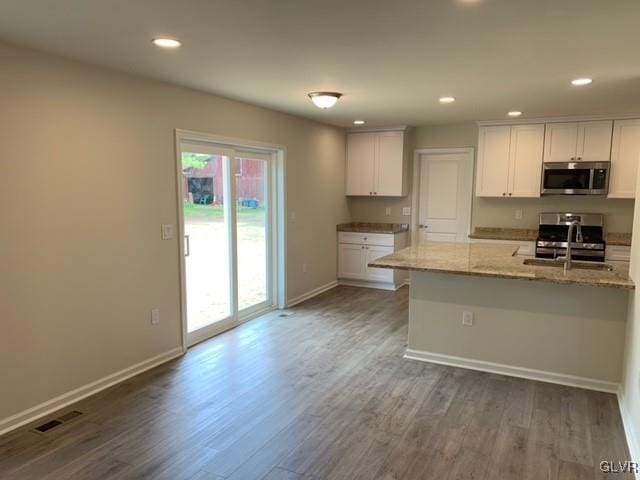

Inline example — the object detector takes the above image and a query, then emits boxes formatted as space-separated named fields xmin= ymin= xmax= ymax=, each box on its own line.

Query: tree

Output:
xmin=182 ymin=153 xmax=211 ymax=170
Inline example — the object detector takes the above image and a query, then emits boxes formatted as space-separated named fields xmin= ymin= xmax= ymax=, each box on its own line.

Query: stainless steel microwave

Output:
xmin=541 ymin=161 xmax=609 ymax=195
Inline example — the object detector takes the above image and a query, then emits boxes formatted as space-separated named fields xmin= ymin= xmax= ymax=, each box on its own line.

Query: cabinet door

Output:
xmin=609 ymin=119 xmax=640 ymax=198
xmin=576 ymin=120 xmax=613 ymax=161
xmin=508 ymin=124 xmax=544 ymax=197
xmin=346 ymin=133 xmax=375 ymax=196
xmin=364 ymin=246 xmax=394 ymax=283
xmin=475 ymin=126 xmax=511 ymax=197
xmin=338 ymin=243 xmax=366 ymax=279
xmin=375 ymin=131 xmax=404 ymax=196
xmin=543 ymin=122 xmax=578 ymax=162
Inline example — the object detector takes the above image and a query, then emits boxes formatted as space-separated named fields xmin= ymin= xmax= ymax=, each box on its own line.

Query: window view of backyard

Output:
xmin=182 ymin=152 xmax=267 ymax=333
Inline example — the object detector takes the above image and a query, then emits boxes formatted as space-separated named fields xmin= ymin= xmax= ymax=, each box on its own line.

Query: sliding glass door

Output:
xmin=179 ymin=142 xmax=273 ymax=345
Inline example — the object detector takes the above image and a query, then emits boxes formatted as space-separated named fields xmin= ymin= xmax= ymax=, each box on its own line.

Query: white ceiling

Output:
xmin=1 ymin=0 xmax=639 ymax=127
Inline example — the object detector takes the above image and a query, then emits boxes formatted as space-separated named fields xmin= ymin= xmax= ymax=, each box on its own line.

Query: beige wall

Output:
xmin=408 ymin=272 xmax=628 ymax=385
xmin=0 ymin=42 xmax=349 ymax=423
xmin=349 ymin=122 xmax=635 ymax=233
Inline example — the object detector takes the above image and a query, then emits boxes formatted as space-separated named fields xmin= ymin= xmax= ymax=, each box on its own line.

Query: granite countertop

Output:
xmin=607 ymin=232 xmax=632 ymax=247
xmin=369 ymin=241 xmax=634 ymax=290
xmin=337 ymin=222 xmax=409 ymax=234
xmin=468 ymin=227 xmax=538 ymax=242
xmin=470 ymin=227 xmax=632 ymax=247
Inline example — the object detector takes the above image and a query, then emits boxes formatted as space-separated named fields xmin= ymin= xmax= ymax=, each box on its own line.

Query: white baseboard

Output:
xmin=287 ymin=280 xmax=338 ymax=307
xmin=618 ymin=387 xmax=640 ymax=477
xmin=0 ymin=346 xmax=184 ymax=436
xmin=338 ymin=279 xmax=402 ymax=291
xmin=404 ymin=348 xmax=619 ymax=393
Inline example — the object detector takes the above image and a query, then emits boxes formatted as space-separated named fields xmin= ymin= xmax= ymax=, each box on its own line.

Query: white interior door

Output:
xmin=418 ymin=152 xmax=473 ymax=242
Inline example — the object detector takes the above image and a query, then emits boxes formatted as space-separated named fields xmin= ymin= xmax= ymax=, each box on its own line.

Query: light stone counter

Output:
xmin=369 ymin=241 xmax=634 ymax=290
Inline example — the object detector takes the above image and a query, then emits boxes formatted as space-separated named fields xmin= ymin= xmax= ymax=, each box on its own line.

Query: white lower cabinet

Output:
xmin=338 ymin=231 xmax=408 ymax=290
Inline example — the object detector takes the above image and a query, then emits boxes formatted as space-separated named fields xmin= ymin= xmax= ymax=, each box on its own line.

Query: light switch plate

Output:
xmin=151 ymin=308 xmax=160 ymax=325
xmin=515 ymin=209 xmax=523 ymax=220
xmin=161 ymin=224 xmax=174 ymax=240
xmin=462 ymin=311 xmax=473 ymax=326
xmin=385 ymin=207 xmax=391 ymax=216
xmin=402 ymin=207 xmax=411 ymax=216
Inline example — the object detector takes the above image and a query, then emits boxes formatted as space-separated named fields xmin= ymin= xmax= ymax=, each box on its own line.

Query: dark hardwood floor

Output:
xmin=0 ymin=286 xmax=632 ymax=479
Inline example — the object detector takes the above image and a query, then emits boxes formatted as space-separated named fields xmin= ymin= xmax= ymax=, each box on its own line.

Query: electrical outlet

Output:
xmin=151 ymin=308 xmax=160 ymax=325
xmin=515 ymin=209 xmax=523 ymax=220
xmin=462 ymin=311 xmax=473 ymax=326
xmin=161 ymin=224 xmax=174 ymax=240
xmin=402 ymin=207 xmax=411 ymax=216
xmin=302 ymin=263 xmax=307 ymax=273
xmin=385 ymin=207 xmax=391 ymax=216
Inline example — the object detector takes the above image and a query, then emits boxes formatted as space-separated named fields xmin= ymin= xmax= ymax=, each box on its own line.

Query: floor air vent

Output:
xmin=57 ymin=410 xmax=83 ymax=422
xmin=34 ymin=420 xmax=62 ymax=433
xmin=33 ymin=410 xmax=84 ymax=434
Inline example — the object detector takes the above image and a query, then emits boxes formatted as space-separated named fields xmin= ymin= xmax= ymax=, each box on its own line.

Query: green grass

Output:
xmin=184 ymin=204 xmax=265 ymax=223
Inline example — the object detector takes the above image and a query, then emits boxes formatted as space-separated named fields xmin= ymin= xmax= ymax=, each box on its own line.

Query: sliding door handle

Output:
xmin=184 ymin=235 xmax=190 ymax=257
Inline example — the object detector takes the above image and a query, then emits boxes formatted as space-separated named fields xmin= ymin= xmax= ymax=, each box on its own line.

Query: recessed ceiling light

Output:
xmin=507 ymin=111 xmax=523 ymax=117
xmin=353 ymin=120 xmax=365 ymax=125
xmin=308 ymin=92 xmax=342 ymax=109
xmin=571 ymin=78 xmax=593 ymax=86
xmin=439 ymin=96 xmax=455 ymax=103
xmin=152 ymin=38 xmax=182 ymax=49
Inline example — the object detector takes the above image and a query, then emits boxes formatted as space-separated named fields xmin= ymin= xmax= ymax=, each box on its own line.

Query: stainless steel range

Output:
xmin=536 ymin=213 xmax=605 ymax=262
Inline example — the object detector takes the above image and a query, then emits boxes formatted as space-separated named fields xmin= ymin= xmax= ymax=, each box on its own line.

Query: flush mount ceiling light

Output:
xmin=308 ymin=92 xmax=342 ymax=109
xmin=353 ymin=120 xmax=365 ymax=125
xmin=507 ymin=111 xmax=523 ymax=117
xmin=571 ymin=78 xmax=593 ymax=86
xmin=439 ymin=96 xmax=455 ymax=103
xmin=152 ymin=38 xmax=182 ymax=48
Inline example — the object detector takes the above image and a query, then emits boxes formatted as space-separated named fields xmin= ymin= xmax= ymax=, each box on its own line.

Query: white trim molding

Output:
xmin=477 ymin=113 xmax=640 ymax=127
xmin=287 ymin=280 xmax=338 ymax=307
xmin=618 ymin=387 xmax=640 ymax=478
xmin=338 ymin=279 xmax=403 ymax=291
xmin=404 ymin=348 xmax=619 ymax=393
xmin=0 ymin=347 xmax=184 ymax=436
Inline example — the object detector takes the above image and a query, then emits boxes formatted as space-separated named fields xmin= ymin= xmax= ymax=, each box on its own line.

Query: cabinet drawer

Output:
xmin=338 ymin=232 xmax=395 ymax=246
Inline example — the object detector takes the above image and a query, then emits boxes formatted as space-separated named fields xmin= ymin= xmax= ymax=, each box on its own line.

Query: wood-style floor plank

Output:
xmin=0 ymin=285 xmax=631 ymax=480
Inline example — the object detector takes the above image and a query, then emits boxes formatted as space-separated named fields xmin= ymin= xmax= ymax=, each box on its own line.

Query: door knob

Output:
xmin=419 ymin=224 xmax=428 ymax=229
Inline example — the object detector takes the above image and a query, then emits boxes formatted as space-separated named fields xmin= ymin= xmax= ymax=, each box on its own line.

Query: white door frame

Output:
xmin=411 ymin=148 xmax=475 ymax=245
xmin=174 ymin=129 xmax=287 ymax=351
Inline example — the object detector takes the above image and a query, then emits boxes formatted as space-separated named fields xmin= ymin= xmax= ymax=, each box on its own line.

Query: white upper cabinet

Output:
xmin=543 ymin=121 xmax=612 ymax=162
xmin=345 ymin=130 xmax=406 ymax=196
xmin=476 ymin=126 xmax=511 ymax=197
xmin=346 ymin=132 xmax=376 ymax=196
xmin=375 ymin=131 xmax=404 ymax=196
xmin=476 ymin=124 xmax=543 ymax=197
xmin=576 ymin=120 xmax=613 ymax=161
xmin=508 ymin=124 xmax=545 ymax=197
xmin=608 ymin=119 xmax=640 ymax=198
xmin=543 ymin=123 xmax=578 ymax=162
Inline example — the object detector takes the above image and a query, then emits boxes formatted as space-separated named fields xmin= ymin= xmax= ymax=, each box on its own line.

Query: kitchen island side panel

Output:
xmin=408 ymin=271 xmax=628 ymax=385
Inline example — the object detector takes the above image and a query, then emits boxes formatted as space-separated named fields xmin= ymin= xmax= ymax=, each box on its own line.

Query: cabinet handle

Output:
xmin=508 ymin=193 xmax=512 ymax=196
xmin=502 ymin=192 xmax=506 ymax=196
xmin=570 ymin=157 xmax=575 ymax=161
xmin=577 ymin=157 xmax=582 ymax=160
xmin=369 ymin=191 xmax=373 ymax=195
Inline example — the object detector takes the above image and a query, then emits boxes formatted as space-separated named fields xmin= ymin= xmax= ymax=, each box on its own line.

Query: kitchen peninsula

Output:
xmin=370 ymin=242 xmax=634 ymax=392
